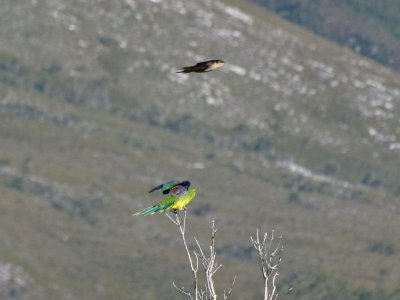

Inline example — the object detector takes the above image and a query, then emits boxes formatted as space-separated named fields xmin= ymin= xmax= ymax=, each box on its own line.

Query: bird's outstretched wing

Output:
xmin=148 ymin=180 xmax=191 ymax=195
xmin=164 ymin=180 xmax=191 ymax=195
xmin=148 ymin=180 xmax=178 ymax=194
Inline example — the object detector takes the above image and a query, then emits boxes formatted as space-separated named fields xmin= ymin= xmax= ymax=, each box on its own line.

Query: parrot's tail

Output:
xmin=133 ymin=203 xmax=174 ymax=216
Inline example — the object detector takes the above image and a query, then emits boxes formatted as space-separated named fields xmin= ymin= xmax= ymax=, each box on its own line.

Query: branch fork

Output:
xmin=166 ymin=211 xmax=235 ymax=300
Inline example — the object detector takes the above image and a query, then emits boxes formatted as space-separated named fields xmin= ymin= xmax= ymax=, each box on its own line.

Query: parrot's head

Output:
xmin=180 ymin=180 xmax=191 ymax=190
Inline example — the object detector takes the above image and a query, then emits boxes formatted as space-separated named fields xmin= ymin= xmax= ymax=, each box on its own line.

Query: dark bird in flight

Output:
xmin=177 ymin=59 xmax=225 ymax=73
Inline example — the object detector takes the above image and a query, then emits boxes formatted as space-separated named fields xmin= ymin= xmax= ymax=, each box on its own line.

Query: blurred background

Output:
xmin=1 ymin=0 xmax=400 ymax=299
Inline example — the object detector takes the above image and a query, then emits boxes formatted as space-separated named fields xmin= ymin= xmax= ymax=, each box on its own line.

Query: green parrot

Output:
xmin=133 ymin=180 xmax=196 ymax=216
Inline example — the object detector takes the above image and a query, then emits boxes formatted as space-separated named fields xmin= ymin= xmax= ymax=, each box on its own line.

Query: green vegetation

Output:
xmin=252 ymin=0 xmax=400 ymax=71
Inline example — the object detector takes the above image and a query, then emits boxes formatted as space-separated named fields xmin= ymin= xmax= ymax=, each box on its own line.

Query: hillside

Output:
xmin=252 ymin=0 xmax=400 ymax=72
xmin=1 ymin=0 xmax=400 ymax=299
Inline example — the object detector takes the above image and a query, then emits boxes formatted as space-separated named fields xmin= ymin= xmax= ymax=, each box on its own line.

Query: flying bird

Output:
xmin=133 ymin=180 xmax=196 ymax=216
xmin=176 ymin=59 xmax=225 ymax=73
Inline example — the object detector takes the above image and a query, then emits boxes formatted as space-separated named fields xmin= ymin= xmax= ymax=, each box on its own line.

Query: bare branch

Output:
xmin=223 ymin=275 xmax=237 ymax=300
xmin=251 ymin=229 xmax=283 ymax=300
xmin=193 ymin=251 xmax=199 ymax=273
xmin=165 ymin=212 xmax=179 ymax=225
xmin=270 ymin=272 xmax=279 ymax=300
xmin=194 ymin=238 xmax=206 ymax=265
xmin=173 ymin=282 xmax=193 ymax=299
xmin=168 ymin=216 xmax=235 ymax=300
xmin=166 ymin=210 xmax=199 ymax=300
xmin=166 ymin=209 xmax=285 ymax=300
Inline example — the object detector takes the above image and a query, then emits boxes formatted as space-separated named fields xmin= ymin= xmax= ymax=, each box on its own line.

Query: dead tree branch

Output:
xmin=168 ymin=210 xmax=199 ymax=300
xmin=251 ymin=229 xmax=283 ymax=300
xmin=167 ymin=212 xmax=236 ymax=300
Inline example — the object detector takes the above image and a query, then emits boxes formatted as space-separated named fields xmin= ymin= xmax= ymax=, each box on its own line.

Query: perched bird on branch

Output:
xmin=133 ymin=180 xmax=196 ymax=216
xmin=176 ymin=59 xmax=225 ymax=73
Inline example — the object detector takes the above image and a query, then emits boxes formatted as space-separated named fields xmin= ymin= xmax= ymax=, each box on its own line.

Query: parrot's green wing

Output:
xmin=148 ymin=180 xmax=178 ymax=194
xmin=133 ymin=195 xmax=179 ymax=216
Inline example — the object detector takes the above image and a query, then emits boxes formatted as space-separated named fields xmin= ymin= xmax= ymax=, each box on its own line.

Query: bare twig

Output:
xmin=223 ymin=275 xmax=236 ymax=300
xmin=167 ymin=210 xmax=283 ymax=300
xmin=171 ymin=210 xmax=199 ymax=300
xmin=165 ymin=211 xmax=179 ymax=225
xmin=173 ymin=282 xmax=193 ymax=300
xmin=251 ymin=229 xmax=283 ymax=300
xmin=166 ymin=214 xmax=236 ymax=300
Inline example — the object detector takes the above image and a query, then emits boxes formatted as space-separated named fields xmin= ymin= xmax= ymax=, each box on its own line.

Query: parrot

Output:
xmin=133 ymin=180 xmax=196 ymax=216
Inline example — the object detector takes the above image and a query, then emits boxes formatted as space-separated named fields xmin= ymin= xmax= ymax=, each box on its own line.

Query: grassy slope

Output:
xmin=251 ymin=0 xmax=400 ymax=72
xmin=1 ymin=0 xmax=400 ymax=299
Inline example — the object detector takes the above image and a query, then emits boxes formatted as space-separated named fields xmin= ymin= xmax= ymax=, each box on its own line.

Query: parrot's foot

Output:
xmin=172 ymin=209 xmax=178 ymax=214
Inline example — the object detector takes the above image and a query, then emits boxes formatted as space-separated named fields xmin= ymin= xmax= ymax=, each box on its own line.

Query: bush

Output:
xmin=367 ymin=241 xmax=395 ymax=256
xmin=288 ymin=191 xmax=300 ymax=203
xmin=361 ymin=171 xmax=382 ymax=188
xmin=323 ymin=161 xmax=338 ymax=176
